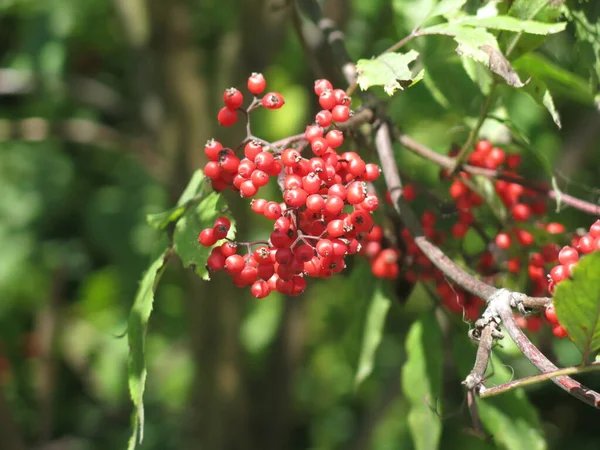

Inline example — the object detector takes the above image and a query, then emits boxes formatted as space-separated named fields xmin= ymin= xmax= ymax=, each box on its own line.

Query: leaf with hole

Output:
xmin=354 ymin=282 xmax=392 ymax=388
xmin=127 ymin=247 xmax=171 ymax=449
xmin=554 ymin=252 xmax=600 ymax=363
xmin=356 ymin=50 xmax=420 ymax=95
xmin=401 ymin=313 xmax=443 ymax=450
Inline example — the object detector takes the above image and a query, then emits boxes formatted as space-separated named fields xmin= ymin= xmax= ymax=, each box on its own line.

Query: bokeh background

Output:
xmin=0 ymin=0 xmax=599 ymax=449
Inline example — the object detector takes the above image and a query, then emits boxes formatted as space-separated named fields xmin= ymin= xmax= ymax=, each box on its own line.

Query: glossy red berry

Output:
xmin=199 ymin=228 xmax=217 ymax=246
xmin=247 ymin=73 xmax=266 ymax=95
xmin=223 ymin=88 xmax=243 ymax=109
xmin=261 ymin=92 xmax=285 ymax=109
xmin=217 ymin=107 xmax=238 ymax=126
xmin=314 ymin=79 xmax=333 ymax=96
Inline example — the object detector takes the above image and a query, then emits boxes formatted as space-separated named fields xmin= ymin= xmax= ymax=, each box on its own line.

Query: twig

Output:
xmin=494 ymin=292 xmax=600 ymax=409
xmin=394 ymin=130 xmax=600 ymax=216
xmin=480 ymin=361 xmax=600 ymax=399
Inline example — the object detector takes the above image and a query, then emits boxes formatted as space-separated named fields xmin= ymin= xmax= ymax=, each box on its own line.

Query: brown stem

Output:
xmin=480 ymin=361 xmax=600 ymax=399
xmin=395 ymin=130 xmax=600 ymax=216
xmin=494 ymin=293 xmax=600 ymax=409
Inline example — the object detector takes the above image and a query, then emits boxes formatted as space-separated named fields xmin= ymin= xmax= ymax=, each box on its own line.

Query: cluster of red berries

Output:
xmin=542 ymin=220 xmax=600 ymax=338
xmin=216 ymin=73 xmax=284 ymax=127
xmin=199 ymin=75 xmax=381 ymax=298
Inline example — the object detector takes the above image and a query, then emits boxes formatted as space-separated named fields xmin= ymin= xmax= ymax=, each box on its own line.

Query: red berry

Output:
xmin=206 ymin=250 xmax=226 ymax=271
xmin=261 ymin=92 xmax=285 ymax=109
xmin=545 ymin=222 xmax=565 ymax=234
xmin=545 ymin=304 xmax=558 ymax=324
xmin=217 ymin=107 xmax=238 ymax=126
xmin=558 ymin=246 xmax=579 ymax=265
xmin=251 ymin=169 xmax=270 ymax=187
xmin=549 ymin=264 xmax=569 ymax=284
xmin=223 ymin=87 xmax=243 ymax=109
xmin=199 ymin=228 xmax=217 ymax=246
xmin=224 ymin=254 xmax=245 ymax=274
xmin=475 ymin=139 xmax=492 ymax=153
xmin=511 ymin=203 xmax=531 ymax=221
xmin=244 ymin=140 xmax=263 ymax=161
xmin=240 ymin=179 xmax=258 ymax=198
xmin=590 ymin=220 xmax=600 ymax=238
xmin=247 ymin=73 xmax=266 ymax=95
xmin=306 ymin=194 xmax=325 ymax=212
xmin=485 ymin=147 xmax=505 ymax=169
xmin=318 ymin=90 xmax=337 ymax=110
xmin=310 ymin=137 xmax=329 ymax=156
xmin=315 ymin=109 xmax=332 ymax=127
xmin=515 ymin=228 xmax=533 ymax=246
xmin=325 ymin=129 xmax=344 ymax=148
xmin=314 ymin=79 xmax=333 ymax=96
xmin=552 ymin=324 xmax=568 ymax=339
xmin=204 ymin=139 xmax=223 ymax=161
xmin=251 ymin=280 xmax=271 ymax=298
xmin=331 ymin=105 xmax=350 ymax=122
xmin=284 ymin=188 xmax=308 ymax=207
xmin=495 ymin=232 xmax=512 ymax=249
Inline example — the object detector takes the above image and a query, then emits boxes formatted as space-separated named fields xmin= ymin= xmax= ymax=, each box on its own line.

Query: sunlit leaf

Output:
xmin=554 ymin=252 xmax=600 ymax=363
xmin=456 ymin=16 xmax=566 ymax=35
xmin=356 ymin=50 xmax=420 ymax=95
xmin=420 ymin=24 xmax=525 ymax=87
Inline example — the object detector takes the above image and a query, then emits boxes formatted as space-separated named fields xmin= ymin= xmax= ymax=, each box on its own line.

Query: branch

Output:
xmin=394 ymin=130 xmax=600 ymax=216
xmin=480 ymin=361 xmax=600 ymax=399
xmin=493 ymin=292 xmax=600 ymax=409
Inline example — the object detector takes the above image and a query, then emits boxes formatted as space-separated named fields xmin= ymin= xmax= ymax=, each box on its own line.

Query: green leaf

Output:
xmin=509 ymin=0 xmax=563 ymax=22
xmin=452 ymin=333 xmax=546 ymax=450
xmin=423 ymin=0 xmax=468 ymax=24
xmin=173 ymin=191 xmax=236 ymax=280
xmin=456 ymin=16 xmax=566 ymax=35
xmin=420 ymin=24 xmax=525 ymax=87
xmin=356 ymin=50 xmax=420 ymax=95
xmin=521 ymin=77 xmax=561 ymax=128
xmin=563 ymin=0 xmax=600 ymax=86
xmin=401 ymin=313 xmax=443 ymax=450
xmin=513 ymin=53 xmax=594 ymax=105
xmin=554 ymin=252 xmax=600 ymax=363
xmin=354 ymin=282 xmax=392 ymax=388
xmin=127 ymin=247 xmax=171 ymax=449
xmin=147 ymin=169 xmax=205 ymax=231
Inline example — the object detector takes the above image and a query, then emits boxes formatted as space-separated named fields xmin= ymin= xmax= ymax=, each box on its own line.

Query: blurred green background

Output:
xmin=0 ymin=0 xmax=599 ymax=449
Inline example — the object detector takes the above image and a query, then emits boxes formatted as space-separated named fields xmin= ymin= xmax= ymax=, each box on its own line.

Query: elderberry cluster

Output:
xmin=198 ymin=75 xmax=381 ymax=298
